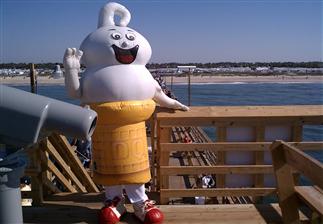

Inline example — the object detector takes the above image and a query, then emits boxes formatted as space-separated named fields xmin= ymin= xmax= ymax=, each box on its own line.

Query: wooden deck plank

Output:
xmin=168 ymin=157 xmax=186 ymax=190
xmin=22 ymin=193 xmax=310 ymax=224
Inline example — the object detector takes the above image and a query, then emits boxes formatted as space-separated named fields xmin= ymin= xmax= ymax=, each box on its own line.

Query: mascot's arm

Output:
xmin=153 ymin=80 xmax=189 ymax=111
xmin=63 ymin=48 xmax=82 ymax=98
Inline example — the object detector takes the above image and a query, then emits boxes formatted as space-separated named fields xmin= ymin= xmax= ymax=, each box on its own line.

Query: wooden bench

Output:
xmin=271 ymin=140 xmax=323 ymax=224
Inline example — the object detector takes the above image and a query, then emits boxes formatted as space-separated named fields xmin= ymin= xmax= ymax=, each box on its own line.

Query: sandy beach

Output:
xmin=0 ymin=76 xmax=66 ymax=85
xmin=0 ymin=75 xmax=322 ymax=86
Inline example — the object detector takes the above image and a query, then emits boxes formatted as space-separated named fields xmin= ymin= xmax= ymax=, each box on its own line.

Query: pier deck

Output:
xmin=22 ymin=193 xmax=309 ymax=224
xmin=22 ymin=105 xmax=323 ymax=223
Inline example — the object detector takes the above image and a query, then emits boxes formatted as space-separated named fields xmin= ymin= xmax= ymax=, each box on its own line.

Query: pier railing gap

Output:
xmin=152 ymin=105 xmax=323 ymax=205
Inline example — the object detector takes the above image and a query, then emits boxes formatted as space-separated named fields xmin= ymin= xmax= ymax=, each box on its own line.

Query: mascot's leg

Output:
xmin=105 ymin=185 xmax=123 ymax=201
xmin=124 ymin=184 xmax=148 ymax=203
xmin=99 ymin=185 xmax=126 ymax=224
xmin=125 ymin=184 xmax=164 ymax=224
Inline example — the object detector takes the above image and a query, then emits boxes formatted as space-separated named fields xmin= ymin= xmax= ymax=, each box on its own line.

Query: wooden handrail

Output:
xmin=157 ymin=105 xmax=323 ymax=126
xmin=281 ymin=141 xmax=323 ymax=189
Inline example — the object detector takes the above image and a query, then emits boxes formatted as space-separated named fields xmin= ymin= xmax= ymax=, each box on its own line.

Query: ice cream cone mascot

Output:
xmin=63 ymin=2 xmax=188 ymax=224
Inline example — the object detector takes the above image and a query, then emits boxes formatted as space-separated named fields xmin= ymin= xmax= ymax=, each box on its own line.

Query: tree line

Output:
xmin=0 ymin=61 xmax=322 ymax=70
xmin=146 ymin=62 xmax=323 ymax=69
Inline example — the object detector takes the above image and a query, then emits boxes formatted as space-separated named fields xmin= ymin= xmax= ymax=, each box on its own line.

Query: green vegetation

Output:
xmin=0 ymin=63 xmax=63 ymax=70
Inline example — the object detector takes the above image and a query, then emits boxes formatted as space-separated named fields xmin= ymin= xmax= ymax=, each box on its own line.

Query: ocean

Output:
xmin=170 ymin=82 xmax=323 ymax=164
xmin=10 ymin=82 xmax=323 ymax=162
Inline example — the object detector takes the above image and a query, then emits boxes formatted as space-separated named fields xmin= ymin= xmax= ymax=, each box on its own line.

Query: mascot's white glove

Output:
xmin=63 ymin=48 xmax=83 ymax=98
xmin=153 ymin=80 xmax=189 ymax=111
xmin=173 ymin=100 xmax=189 ymax=111
xmin=63 ymin=48 xmax=83 ymax=71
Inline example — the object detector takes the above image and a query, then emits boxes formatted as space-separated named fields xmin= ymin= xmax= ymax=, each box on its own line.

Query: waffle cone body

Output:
xmin=90 ymin=100 xmax=155 ymax=185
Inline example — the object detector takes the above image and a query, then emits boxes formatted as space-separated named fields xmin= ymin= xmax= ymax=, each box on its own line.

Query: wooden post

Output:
xmin=41 ymin=149 xmax=52 ymax=198
xmin=292 ymin=125 xmax=303 ymax=142
xmin=30 ymin=146 xmax=44 ymax=205
xmin=254 ymin=126 xmax=265 ymax=203
xmin=170 ymin=75 xmax=173 ymax=90
xmin=216 ymin=127 xmax=226 ymax=204
xmin=29 ymin=63 xmax=37 ymax=93
xmin=188 ymin=71 xmax=191 ymax=106
xmin=156 ymin=122 xmax=161 ymax=191
xmin=292 ymin=125 xmax=303 ymax=185
xmin=271 ymin=140 xmax=300 ymax=224
xmin=158 ymin=124 xmax=171 ymax=204
xmin=150 ymin=112 xmax=157 ymax=191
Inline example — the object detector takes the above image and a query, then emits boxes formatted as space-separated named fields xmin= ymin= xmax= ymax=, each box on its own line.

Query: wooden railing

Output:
xmin=153 ymin=105 xmax=323 ymax=204
xmin=23 ymin=133 xmax=99 ymax=205
xmin=271 ymin=140 xmax=323 ymax=223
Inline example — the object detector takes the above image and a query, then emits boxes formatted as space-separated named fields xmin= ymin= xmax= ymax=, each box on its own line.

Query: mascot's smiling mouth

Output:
xmin=112 ymin=44 xmax=139 ymax=64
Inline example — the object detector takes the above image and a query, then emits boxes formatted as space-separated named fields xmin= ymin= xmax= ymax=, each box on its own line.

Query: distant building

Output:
xmin=255 ymin=67 xmax=270 ymax=72
xmin=177 ymin=65 xmax=196 ymax=73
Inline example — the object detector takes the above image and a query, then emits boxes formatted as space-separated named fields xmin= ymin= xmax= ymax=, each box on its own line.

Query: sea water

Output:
xmin=11 ymin=82 xmax=323 ymax=163
xmin=171 ymin=82 xmax=323 ymax=164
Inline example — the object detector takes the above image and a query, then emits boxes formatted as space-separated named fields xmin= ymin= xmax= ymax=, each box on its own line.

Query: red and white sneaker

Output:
xmin=133 ymin=200 xmax=164 ymax=224
xmin=99 ymin=196 xmax=126 ymax=224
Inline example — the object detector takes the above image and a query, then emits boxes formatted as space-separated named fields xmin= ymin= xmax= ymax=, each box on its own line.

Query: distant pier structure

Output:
xmin=177 ymin=65 xmax=196 ymax=106
xmin=52 ymin=64 xmax=63 ymax=79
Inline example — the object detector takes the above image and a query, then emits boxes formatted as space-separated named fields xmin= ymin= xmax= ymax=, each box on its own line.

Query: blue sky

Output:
xmin=1 ymin=0 xmax=322 ymax=63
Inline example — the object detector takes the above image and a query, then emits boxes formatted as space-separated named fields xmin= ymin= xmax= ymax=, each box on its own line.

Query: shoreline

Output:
xmin=163 ymin=75 xmax=323 ymax=85
xmin=1 ymin=75 xmax=322 ymax=86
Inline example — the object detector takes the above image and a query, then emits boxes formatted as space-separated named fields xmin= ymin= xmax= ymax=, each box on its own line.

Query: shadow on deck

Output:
xmin=22 ymin=192 xmax=309 ymax=224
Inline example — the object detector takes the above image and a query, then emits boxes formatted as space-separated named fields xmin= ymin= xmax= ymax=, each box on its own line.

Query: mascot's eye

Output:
xmin=111 ymin=32 xmax=122 ymax=40
xmin=126 ymin=33 xmax=135 ymax=41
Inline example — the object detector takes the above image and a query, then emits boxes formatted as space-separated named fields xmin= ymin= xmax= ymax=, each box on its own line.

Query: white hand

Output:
xmin=173 ymin=100 xmax=189 ymax=111
xmin=63 ymin=48 xmax=82 ymax=98
xmin=153 ymin=80 xmax=189 ymax=111
xmin=63 ymin=48 xmax=83 ymax=71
